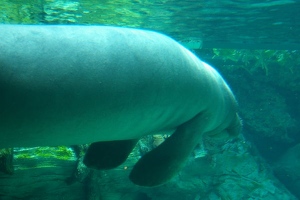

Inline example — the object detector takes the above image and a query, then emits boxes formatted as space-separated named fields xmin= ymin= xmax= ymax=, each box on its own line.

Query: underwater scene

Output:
xmin=0 ymin=0 xmax=300 ymax=199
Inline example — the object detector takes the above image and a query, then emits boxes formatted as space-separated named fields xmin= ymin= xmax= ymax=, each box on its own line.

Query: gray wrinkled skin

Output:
xmin=0 ymin=25 xmax=241 ymax=186
xmin=0 ymin=25 xmax=239 ymax=148
xmin=0 ymin=25 xmax=241 ymax=187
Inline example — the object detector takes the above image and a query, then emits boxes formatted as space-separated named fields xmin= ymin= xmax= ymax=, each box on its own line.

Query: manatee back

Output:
xmin=0 ymin=25 xmax=211 ymax=147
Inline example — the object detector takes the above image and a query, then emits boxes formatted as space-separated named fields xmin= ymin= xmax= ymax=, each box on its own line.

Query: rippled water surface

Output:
xmin=1 ymin=0 xmax=299 ymax=49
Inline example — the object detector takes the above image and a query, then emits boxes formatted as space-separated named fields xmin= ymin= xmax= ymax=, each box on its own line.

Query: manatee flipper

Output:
xmin=83 ymin=139 xmax=138 ymax=170
xmin=129 ymin=113 xmax=208 ymax=187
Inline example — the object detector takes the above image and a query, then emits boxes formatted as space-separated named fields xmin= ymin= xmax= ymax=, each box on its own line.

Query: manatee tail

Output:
xmin=129 ymin=113 xmax=208 ymax=187
xmin=227 ymin=113 xmax=242 ymax=137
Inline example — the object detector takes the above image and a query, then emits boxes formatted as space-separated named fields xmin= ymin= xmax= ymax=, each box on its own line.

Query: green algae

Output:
xmin=211 ymin=49 xmax=300 ymax=76
xmin=14 ymin=146 xmax=76 ymax=161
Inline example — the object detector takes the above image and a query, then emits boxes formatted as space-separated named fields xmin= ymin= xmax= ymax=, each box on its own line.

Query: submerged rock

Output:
xmin=86 ymin=135 xmax=297 ymax=200
xmin=0 ymin=148 xmax=14 ymax=175
xmin=273 ymin=143 xmax=300 ymax=199
xmin=0 ymin=146 xmax=86 ymax=200
xmin=0 ymin=136 xmax=296 ymax=200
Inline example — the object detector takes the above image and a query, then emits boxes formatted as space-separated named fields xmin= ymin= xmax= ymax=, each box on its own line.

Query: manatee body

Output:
xmin=0 ymin=25 xmax=241 ymax=186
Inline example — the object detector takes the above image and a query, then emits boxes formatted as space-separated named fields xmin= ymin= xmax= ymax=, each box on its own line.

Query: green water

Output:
xmin=1 ymin=1 xmax=300 ymax=199
xmin=1 ymin=0 xmax=299 ymax=49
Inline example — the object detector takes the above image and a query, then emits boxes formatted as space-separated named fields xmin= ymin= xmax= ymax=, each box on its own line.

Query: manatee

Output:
xmin=0 ymin=25 xmax=241 ymax=187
